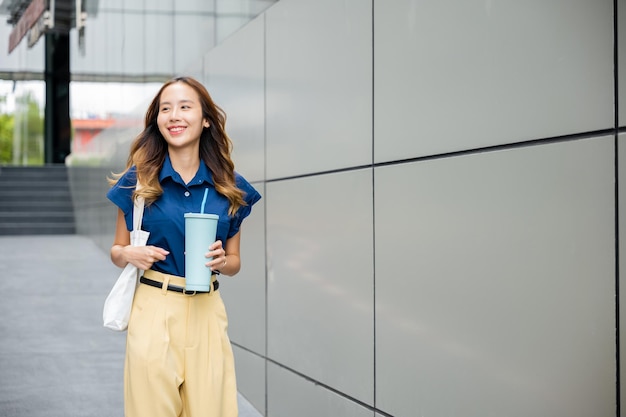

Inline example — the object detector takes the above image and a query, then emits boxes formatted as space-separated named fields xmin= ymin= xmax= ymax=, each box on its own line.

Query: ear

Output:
xmin=203 ymin=120 xmax=210 ymax=128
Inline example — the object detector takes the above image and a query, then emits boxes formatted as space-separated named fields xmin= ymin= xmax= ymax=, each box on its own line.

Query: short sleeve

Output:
xmin=106 ymin=168 xmax=138 ymax=231
xmin=227 ymin=173 xmax=262 ymax=238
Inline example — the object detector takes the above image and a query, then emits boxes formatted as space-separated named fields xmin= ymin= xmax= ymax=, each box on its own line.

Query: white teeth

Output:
xmin=170 ymin=127 xmax=184 ymax=133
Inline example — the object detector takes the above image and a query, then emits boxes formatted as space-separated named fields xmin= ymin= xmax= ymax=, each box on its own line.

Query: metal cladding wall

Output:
xmin=69 ymin=0 xmax=626 ymax=416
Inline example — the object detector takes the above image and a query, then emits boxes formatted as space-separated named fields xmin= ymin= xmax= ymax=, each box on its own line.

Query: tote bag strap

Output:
xmin=132 ymin=180 xmax=146 ymax=232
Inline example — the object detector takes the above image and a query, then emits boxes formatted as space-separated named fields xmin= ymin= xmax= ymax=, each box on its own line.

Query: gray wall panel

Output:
xmin=375 ymin=137 xmax=615 ymax=416
xmin=617 ymin=133 xmax=626 ymax=415
xmin=233 ymin=346 xmax=266 ymax=414
xmin=267 ymin=363 xmax=373 ymax=417
xmin=266 ymin=170 xmax=374 ymax=404
xmin=68 ymin=166 xmax=117 ymax=253
xmin=265 ymin=0 xmax=372 ymax=179
xmin=183 ymin=58 xmax=204 ymax=85
xmin=220 ymin=183 xmax=266 ymax=354
xmin=207 ymin=15 xmax=266 ymax=182
xmin=617 ymin=0 xmax=626 ymax=127
xmin=374 ymin=0 xmax=614 ymax=163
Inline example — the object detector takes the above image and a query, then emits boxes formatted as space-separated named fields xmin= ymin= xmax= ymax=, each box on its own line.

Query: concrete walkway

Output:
xmin=0 ymin=235 xmax=261 ymax=417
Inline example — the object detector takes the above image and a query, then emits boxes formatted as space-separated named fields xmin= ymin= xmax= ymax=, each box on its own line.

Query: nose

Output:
xmin=170 ymin=107 xmax=180 ymax=120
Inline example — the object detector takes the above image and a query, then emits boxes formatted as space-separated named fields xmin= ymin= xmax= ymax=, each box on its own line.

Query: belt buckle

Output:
xmin=182 ymin=288 xmax=198 ymax=296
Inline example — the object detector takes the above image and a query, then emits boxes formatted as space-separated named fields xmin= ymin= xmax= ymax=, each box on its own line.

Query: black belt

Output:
xmin=140 ymin=276 xmax=219 ymax=295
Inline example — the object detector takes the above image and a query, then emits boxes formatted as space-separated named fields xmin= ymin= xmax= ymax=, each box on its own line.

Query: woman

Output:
xmin=107 ymin=76 xmax=261 ymax=417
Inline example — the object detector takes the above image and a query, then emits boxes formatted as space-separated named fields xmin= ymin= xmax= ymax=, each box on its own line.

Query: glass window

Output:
xmin=0 ymin=80 xmax=45 ymax=165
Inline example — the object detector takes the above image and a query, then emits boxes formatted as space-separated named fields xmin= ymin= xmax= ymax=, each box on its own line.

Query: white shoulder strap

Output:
xmin=132 ymin=181 xmax=146 ymax=232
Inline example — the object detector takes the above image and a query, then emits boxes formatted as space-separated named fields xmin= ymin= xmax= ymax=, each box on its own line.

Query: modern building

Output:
xmin=1 ymin=1 xmax=625 ymax=416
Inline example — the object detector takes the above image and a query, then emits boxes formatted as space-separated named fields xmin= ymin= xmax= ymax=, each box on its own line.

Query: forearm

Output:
xmin=110 ymin=244 xmax=130 ymax=268
xmin=217 ymin=254 xmax=241 ymax=277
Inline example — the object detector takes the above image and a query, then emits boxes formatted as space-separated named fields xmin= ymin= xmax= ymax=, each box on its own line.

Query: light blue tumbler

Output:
xmin=184 ymin=213 xmax=219 ymax=292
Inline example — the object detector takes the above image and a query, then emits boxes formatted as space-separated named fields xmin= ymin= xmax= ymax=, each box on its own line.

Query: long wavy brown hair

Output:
xmin=109 ymin=76 xmax=245 ymax=216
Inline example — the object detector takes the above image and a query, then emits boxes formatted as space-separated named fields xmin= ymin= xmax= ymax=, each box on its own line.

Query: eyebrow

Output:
xmin=160 ymin=99 xmax=196 ymax=106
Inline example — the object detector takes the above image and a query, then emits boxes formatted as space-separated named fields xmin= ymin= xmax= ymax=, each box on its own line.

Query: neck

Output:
xmin=168 ymin=148 xmax=200 ymax=184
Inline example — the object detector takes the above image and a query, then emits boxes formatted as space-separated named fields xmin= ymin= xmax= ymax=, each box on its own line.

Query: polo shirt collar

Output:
xmin=159 ymin=152 xmax=214 ymax=185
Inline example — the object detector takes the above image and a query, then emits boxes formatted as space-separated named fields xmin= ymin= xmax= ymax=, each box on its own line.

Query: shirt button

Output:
xmin=184 ymin=191 xmax=190 ymax=197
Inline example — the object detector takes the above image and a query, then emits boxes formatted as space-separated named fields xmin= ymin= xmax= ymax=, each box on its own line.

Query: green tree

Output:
xmin=0 ymin=92 xmax=44 ymax=165
xmin=14 ymin=92 xmax=44 ymax=164
xmin=0 ymin=95 xmax=14 ymax=164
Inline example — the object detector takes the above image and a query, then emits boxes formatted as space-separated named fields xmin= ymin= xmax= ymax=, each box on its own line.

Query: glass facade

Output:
xmin=0 ymin=0 xmax=277 ymax=166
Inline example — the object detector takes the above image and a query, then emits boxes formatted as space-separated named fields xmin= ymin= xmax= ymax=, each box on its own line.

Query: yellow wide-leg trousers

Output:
xmin=124 ymin=270 xmax=238 ymax=417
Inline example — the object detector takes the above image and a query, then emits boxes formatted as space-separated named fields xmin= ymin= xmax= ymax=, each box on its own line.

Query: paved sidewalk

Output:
xmin=0 ymin=235 xmax=261 ymax=417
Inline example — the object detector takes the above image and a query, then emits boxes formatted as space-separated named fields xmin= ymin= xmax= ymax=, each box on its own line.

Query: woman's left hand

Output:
xmin=206 ymin=240 xmax=228 ymax=272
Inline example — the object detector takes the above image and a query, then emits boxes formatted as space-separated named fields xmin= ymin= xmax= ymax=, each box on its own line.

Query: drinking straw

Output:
xmin=200 ymin=188 xmax=209 ymax=214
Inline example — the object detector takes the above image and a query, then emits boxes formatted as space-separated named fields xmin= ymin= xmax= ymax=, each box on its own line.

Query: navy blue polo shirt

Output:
xmin=107 ymin=154 xmax=261 ymax=277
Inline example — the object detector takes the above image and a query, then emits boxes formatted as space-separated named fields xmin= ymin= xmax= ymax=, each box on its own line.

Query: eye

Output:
xmin=160 ymin=106 xmax=170 ymax=112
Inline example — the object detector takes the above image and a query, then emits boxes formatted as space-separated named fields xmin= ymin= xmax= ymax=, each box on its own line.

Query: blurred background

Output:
xmin=0 ymin=1 xmax=624 ymax=416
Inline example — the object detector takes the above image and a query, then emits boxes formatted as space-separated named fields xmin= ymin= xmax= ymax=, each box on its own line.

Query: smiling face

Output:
xmin=156 ymin=82 xmax=209 ymax=150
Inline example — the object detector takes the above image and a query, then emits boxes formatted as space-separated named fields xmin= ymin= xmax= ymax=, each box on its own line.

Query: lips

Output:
xmin=168 ymin=126 xmax=186 ymax=134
